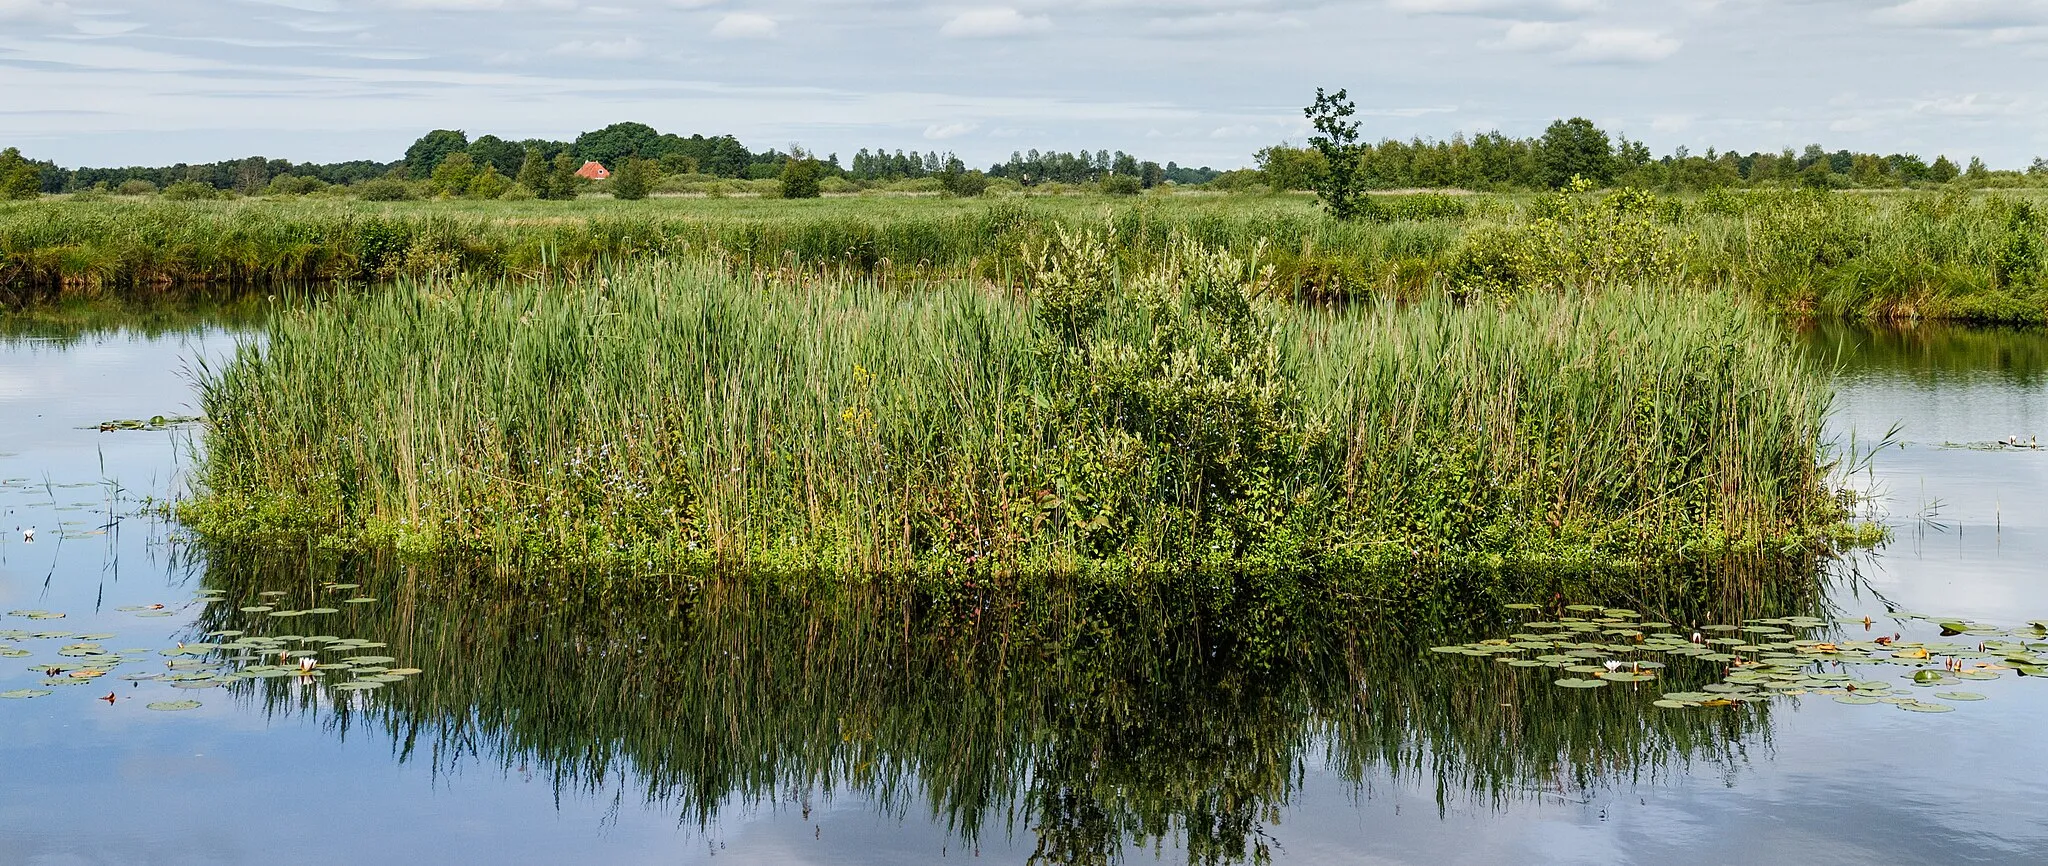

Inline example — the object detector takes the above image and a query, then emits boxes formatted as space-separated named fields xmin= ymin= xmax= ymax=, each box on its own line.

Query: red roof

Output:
xmin=576 ymin=161 xmax=610 ymax=180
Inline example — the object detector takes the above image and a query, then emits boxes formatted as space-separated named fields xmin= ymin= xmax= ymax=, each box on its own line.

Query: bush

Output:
xmin=498 ymin=184 xmax=536 ymax=201
xmin=161 ymin=180 xmax=220 ymax=201
xmin=265 ymin=174 xmax=328 ymax=196
xmin=116 ymin=179 xmax=158 ymax=196
xmin=354 ymin=178 xmax=416 ymax=201
xmin=610 ymin=157 xmax=655 ymax=201
xmin=1100 ymin=174 xmax=1142 ymax=196
xmin=939 ymin=169 xmax=990 ymax=198
xmin=780 ymin=155 xmax=823 ymax=199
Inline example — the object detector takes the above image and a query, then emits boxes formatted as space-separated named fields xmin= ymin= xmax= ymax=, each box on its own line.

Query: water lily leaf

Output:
xmin=1652 ymin=699 xmax=1691 ymax=708
xmin=1900 ymin=702 xmax=1954 ymax=713
xmin=146 ymin=700 xmax=202 ymax=711
xmin=333 ymin=681 xmax=385 ymax=691
xmin=1834 ymin=695 xmax=1880 ymax=705
xmin=0 ymin=688 xmax=53 ymax=699
xmin=343 ymin=598 xmax=377 ymax=604
xmin=1554 ymin=678 xmax=1607 ymax=689
xmin=1933 ymin=691 xmax=1986 ymax=701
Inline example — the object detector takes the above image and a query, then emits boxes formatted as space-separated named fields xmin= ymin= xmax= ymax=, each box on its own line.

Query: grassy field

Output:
xmin=181 ymin=229 xmax=1844 ymax=580
xmin=6 ymin=187 xmax=2048 ymax=322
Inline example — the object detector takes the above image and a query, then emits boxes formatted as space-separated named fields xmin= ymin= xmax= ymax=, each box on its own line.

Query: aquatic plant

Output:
xmin=183 ymin=232 xmax=1840 ymax=578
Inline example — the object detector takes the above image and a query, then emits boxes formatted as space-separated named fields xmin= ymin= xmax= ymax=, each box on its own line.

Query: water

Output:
xmin=2 ymin=318 xmax=2046 ymax=865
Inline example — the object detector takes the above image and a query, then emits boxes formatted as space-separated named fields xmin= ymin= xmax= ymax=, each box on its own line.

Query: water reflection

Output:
xmin=190 ymin=552 xmax=1830 ymax=864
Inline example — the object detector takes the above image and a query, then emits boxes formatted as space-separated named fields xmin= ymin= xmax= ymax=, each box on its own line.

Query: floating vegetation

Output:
xmin=1431 ymin=607 xmax=2047 ymax=717
xmin=0 ymin=584 xmax=417 ymax=716
xmin=89 ymin=414 xmax=203 ymax=432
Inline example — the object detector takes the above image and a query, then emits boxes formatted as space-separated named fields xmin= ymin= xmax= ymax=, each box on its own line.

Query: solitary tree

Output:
xmin=405 ymin=129 xmax=470 ymax=179
xmin=610 ymin=157 xmax=655 ymax=201
xmin=1303 ymin=88 xmax=1379 ymax=220
xmin=780 ymin=149 xmax=822 ymax=199
xmin=1536 ymin=118 xmax=1614 ymax=188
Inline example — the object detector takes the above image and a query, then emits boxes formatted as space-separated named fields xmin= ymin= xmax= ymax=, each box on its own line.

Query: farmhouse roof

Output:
xmin=576 ymin=161 xmax=610 ymax=180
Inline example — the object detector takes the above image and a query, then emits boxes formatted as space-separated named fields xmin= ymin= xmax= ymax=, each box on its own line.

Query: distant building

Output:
xmin=576 ymin=161 xmax=611 ymax=180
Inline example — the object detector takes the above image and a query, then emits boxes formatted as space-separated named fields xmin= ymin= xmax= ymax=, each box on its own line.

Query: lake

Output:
xmin=2 ymin=316 xmax=2045 ymax=865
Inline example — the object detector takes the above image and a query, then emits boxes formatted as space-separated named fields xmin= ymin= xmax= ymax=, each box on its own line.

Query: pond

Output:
xmin=1 ymin=316 xmax=2046 ymax=865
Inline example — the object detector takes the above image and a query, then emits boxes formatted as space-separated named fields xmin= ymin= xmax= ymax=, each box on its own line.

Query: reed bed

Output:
xmin=185 ymin=233 xmax=1839 ymax=579
xmin=7 ymin=189 xmax=2048 ymax=321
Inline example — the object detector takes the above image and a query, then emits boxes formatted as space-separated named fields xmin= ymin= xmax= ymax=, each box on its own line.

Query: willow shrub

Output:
xmin=185 ymin=234 xmax=1837 ymax=581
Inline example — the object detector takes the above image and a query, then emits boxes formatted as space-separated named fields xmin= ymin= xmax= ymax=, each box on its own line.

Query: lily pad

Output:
xmin=1933 ymin=691 xmax=1986 ymax=701
xmin=1900 ymin=702 xmax=1955 ymax=713
xmin=1554 ymin=678 xmax=1607 ymax=689
xmin=0 ymin=688 xmax=53 ymax=699
xmin=145 ymin=700 xmax=202 ymax=711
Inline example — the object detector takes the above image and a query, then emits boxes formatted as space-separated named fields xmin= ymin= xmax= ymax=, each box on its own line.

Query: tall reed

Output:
xmin=185 ymin=238 xmax=1839 ymax=579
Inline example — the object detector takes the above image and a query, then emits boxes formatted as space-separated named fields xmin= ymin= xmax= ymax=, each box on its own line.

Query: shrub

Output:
xmin=115 ymin=179 xmax=158 ymax=196
xmin=780 ymin=154 xmax=823 ymax=199
xmin=610 ymin=157 xmax=655 ymax=201
xmin=1100 ymin=174 xmax=1142 ymax=196
xmin=161 ymin=180 xmax=220 ymax=201
xmin=939 ymin=169 xmax=991 ymax=198
xmin=354 ymin=178 xmax=415 ymax=201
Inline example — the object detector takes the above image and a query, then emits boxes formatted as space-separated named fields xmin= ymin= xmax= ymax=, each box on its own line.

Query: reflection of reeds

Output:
xmin=188 ymin=552 xmax=1825 ymax=864
xmin=182 ymin=255 xmax=1835 ymax=575
xmin=5 ymin=190 xmax=2047 ymax=320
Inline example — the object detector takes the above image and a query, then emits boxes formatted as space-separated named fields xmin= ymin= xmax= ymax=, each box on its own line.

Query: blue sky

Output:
xmin=3 ymin=0 xmax=2047 ymax=170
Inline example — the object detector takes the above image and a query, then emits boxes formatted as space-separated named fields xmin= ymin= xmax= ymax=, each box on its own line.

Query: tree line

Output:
xmin=1256 ymin=93 xmax=2048 ymax=200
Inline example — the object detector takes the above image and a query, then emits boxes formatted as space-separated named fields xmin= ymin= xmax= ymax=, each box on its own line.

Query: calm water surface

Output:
xmin=1 ymin=318 xmax=2045 ymax=865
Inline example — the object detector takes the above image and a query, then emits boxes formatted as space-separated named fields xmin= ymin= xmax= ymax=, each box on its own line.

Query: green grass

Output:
xmin=7 ymin=188 xmax=2048 ymax=321
xmin=182 ymin=235 xmax=1841 ymax=579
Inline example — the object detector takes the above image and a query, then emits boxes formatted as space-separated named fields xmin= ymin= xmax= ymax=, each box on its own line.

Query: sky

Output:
xmin=3 ymin=0 xmax=2048 ymax=171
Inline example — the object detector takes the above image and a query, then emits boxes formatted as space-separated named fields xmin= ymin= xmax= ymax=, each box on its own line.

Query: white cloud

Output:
xmin=549 ymin=37 xmax=645 ymax=58
xmin=1563 ymin=28 xmax=1680 ymax=62
xmin=0 ymin=0 xmax=70 ymax=22
xmin=940 ymin=7 xmax=1051 ymax=38
xmin=710 ymin=11 xmax=776 ymax=38
xmin=1209 ymin=123 xmax=1261 ymax=138
xmin=1489 ymin=21 xmax=1679 ymax=63
xmin=1143 ymin=11 xmax=1303 ymax=36
xmin=923 ymin=121 xmax=979 ymax=139
xmin=1388 ymin=0 xmax=1603 ymax=18
xmin=1875 ymin=0 xmax=2048 ymax=29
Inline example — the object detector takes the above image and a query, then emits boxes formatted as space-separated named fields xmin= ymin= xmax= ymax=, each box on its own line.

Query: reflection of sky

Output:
xmin=4 ymin=325 xmax=2048 ymax=864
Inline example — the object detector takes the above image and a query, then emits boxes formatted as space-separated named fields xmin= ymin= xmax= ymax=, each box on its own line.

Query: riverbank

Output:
xmin=6 ymin=188 xmax=2047 ymax=322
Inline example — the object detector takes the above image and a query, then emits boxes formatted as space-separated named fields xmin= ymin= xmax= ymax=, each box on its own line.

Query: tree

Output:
xmin=779 ymin=149 xmax=822 ymax=199
xmin=1303 ymin=88 xmax=1379 ymax=219
xmin=1100 ymin=174 xmax=1141 ymax=195
xmin=515 ymin=147 xmax=552 ymax=198
xmin=938 ymin=166 xmax=990 ymax=197
xmin=468 ymin=165 xmax=511 ymax=199
xmin=405 ymin=129 xmax=470 ymax=179
xmin=574 ymin=122 xmax=663 ymax=168
xmin=0 ymin=147 xmax=42 ymax=200
xmin=548 ymin=153 xmax=582 ymax=200
xmin=1535 ymin=118 xmax=1613 ymax=188
xmin=611 ymin=157 xmax=655 ymax=201
xmin=467 ymin=135 xmax=524 ymax=176
xmin=1966 ymin=156 xmax=1990 ymax=181
xmin=1256 ymin=145 xmax=1326 ymax=191
xmin=1139 ymin=160 xmax=1164 ymax=189
xmin=1929 ymin=155 xmax=1960 ymax=183
xmin=430 ymin=151 xmax=477 ymax=197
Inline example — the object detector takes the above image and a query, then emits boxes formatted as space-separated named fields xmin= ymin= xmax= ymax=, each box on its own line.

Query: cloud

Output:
xmin=1563 ymin=28 xmax=1680 ymax=62
xmin=1143 ymin=11 xmax=1303 ymax=36
xmin=1489 ymin=21 xmax=1679 ymax=63
xmin=549 ymin=37 xmax=645 ymax=58
xmin=1387 ymin=0 xmax=1602 ymax=19
xmin=0 ymin=0 xmax=70 ymax=22
xmin=923 ymin=121 xmax=979 ymax=139
xmin=1874 ymin=0 xmax=2048 ymax=29
xmin=941 ymin=7 xmax=1051 ymax=38
xmin=710 ymin=11 xmax=776 ymax=38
